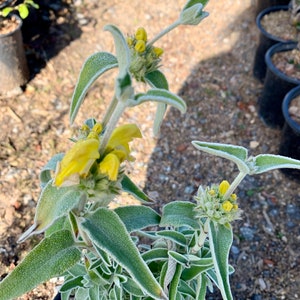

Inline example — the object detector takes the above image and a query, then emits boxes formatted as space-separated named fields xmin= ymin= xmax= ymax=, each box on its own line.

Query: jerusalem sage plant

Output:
xmin=1 ymin=1 xmax=300 ymax=299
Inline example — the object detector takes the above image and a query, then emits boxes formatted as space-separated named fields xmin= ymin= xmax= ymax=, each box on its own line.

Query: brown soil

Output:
xmin=290 ymin=96 xmax=300 ymax=123
xmin=0 ymin=16 xmax=20 ymax=35
xmin=1 ymin=1 xmax=300 ymax=299
xmin=272 ymin=48 xmax=300 ymax=80
xmin=260 ymin=9 xmax=299 ymax=41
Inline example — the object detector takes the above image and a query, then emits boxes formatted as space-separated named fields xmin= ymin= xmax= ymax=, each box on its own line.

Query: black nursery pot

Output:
xmin=279 ymin=85 xmax=300 ymax=180
xmin=255 ymin=0 xmax=291 ymax=16
xmin=258 ymin=42 xmax=300 ymax=128
xmin=253 ymin=5 xmax=293 ymax=82
xmin=0 ymin=15 xmax=30 ymax=94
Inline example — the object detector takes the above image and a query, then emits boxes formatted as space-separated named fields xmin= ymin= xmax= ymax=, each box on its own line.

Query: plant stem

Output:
xmin=102 ymin=94 xmax=118 ymax=128
xmin=99 ymin=100 xmax=127 ymax=156
xmin=223 ymin=172 xmax=247 ymax=200
xmin=147 ymin=19 xmax=181 ymax=46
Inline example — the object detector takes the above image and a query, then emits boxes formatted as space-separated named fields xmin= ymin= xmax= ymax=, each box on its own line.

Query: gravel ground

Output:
xmin=0 ymin=0 xmax=300 ymax=299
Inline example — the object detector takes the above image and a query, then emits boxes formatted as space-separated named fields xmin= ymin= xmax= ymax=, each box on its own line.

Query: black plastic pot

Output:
xmin=253 ymin=5 xmax=294 ymax=82
xmin=255 ymin=0 xmax=291 ymax=16
xmin=0 ymin=15 xmax=29 ymax=94
xmin=258 ymin=42 xmax=300 ymax=128
xmin=279 ymin=85 xmax=300 ymax=180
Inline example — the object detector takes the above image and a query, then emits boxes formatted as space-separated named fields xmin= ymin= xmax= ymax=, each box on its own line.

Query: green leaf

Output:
xmin=131 ymin=89 xmax=187 ymax=114
xmin=122 ymin=277 xmax=145 ymax=297
xmin=114 ymin=205 xmax=160 ymax=233
xmin=0 ymin=230 xmax=81 ymax=300
xmin=168 ymin=251 xmax=189 ymax=266
xmin=60 ymin=275 xmax=85 ymax=292
xmin=181 ymin=263 xmax=213 ymax=281
xmin=178 ymin=280 xmax=196 ymax=298
xmin=169 ymin=263 xmax=182 ymax=300
xmin=18 ymin=4 xmax=29 ymax=18
xmin=142 ymin=248 xmax=169 ymax=263
xmin=160 ymin=201 xmax=199 ymax=229
xmin=192 ymin=141 xmax=250 ymax=173
xmin=145 ymin=70 xmax=169 ymax=135
xmin=18 ymin=180 xmax=84 ymax=242
xmin=208 ymin=221 xmax=233 ymax=300
xmin=69 ymin=52 xmax=118 ymax=124
xmin=121 ymin=174 xmax=153 ymax=203
xmin=180 ymin=0 xmax=209 ymax=25
xmin=104 ymin=24 xmax=130 ymax=74
xmin=145 ymin=70 xmax=169 ymax=90
xmin=1 ymin=7 xmax=13 ymax=17
xmin=39 ymin=153 xmax=64 ymax=188
xmin=195 ymin=273 xmax=209 ymax=300
xmin=156 ymin=230 xmax=187 ymax=246
xmin=81 ymin=208 xmax=167 ymax=300
xmin=253 ymin=154 xmax=300 ymax=174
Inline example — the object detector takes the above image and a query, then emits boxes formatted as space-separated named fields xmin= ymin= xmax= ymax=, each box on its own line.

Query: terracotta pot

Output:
xmin=279 ymin=85 xmax=300 ymax=180
xmin=253 ymin=5 xmax=294 ymax=82
xmin=0 ymin=15 xmax=29 ymax=94
xmin=258 ymin=42 xmax=300 ymax=128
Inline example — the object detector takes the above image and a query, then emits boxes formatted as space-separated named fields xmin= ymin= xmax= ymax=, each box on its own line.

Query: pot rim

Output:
xmin=265 ymin=41 xmax=300 ymax=85
xmin=282 ymin=85 xmax=300 ymax=132
xmin=0 ymin=14 xmax=23 ymax=37
xmin=256 ymin=5 xmax=295 ymax=43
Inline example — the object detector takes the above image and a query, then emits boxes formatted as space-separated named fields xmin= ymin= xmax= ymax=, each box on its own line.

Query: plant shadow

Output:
xmin=21 ymin=0 xmax=82 ymax=78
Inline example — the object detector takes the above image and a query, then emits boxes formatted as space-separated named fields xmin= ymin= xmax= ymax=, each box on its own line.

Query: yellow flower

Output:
xmin=127 ymin=37 xmax=134 ymax=47
xmin=99 ymin=152 xmax=120 ymax=181
xmin=99 ymin=124 xmax=142 ymax=180
xmin=152 ymin=47 xmax=164 ymax=57
xmin=219 ymin=180 xmax=230 ymax=196
xmin=54 ymin=124 xmax=102 ymax=187
xmin=135 ymin=40 xmax=146 ymax=53
xmin=135 ymin=27 xmax=147 ymax=41
xmin=222 ymin=200 xmax=233 ymax=212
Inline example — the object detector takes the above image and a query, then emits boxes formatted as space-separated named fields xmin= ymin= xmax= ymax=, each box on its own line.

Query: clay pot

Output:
xmin=253 ymin=5 xmax=294 ymax=82
xmin=258 ymin=42 xmax=300 ymax=128
xmin=279 ymin=85 xmax=300 ymax=180
xmin=0 ymin=15 xmax=30 ymax=94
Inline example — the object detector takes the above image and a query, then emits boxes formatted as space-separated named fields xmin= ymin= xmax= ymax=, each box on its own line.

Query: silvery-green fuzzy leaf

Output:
xmin=39 ymin=153 xmax=64 ymax=188
xmin=131 ymin=89 xmax=187 ymax=114
xmin=253 ymin=154 xmax=300 ymax=174
xmin=0 ymin=230 xmax=81 ymax=300
xmin=169 ymin=263 xmax=182 ymax=300
xmin=192 ymin=141 xmax=250 ymax=173
xmin=156 ymin=231 xmax=187 ymax=247
xmin=145 ymin=70 xmax=169 ymax=136
xmin=70 ymin=52 xmax=118 ymax=124
xmin=115 ymin=70 xmax=134 ymax=102
xmin=177 ymin=280 xmax=196 ymax=298
xmin=18 ymin=180 xmax=84 ymax=242
xmin=180 ymin=0 xmax=209 ymax=25
xmin=122 ymin=277 xmax=145 ymax=297
xmin=142 ymin=248 xmax=169 ymax=263
xmin=121 ymin=175 xmax=154 ymax=203
xmin=114 ymin=205 xmax=160 ymax=233
xmin=104 ymin=24 xmax=131 ymax=74
xmin=81 ymin=208 xmax=167 ymax=300
xmin=208 ymin=221 xmax=233 ymax=300
xmin=160 ymin=201 xmax=199 ymax=229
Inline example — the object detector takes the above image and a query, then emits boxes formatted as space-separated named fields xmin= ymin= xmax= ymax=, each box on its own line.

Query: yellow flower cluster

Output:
xmin=195 ymin=180 xmax=241 ymax=224
xmin=54 ymin=123 xmax=142 ymax=187
xmin=126 ymin=27 xmax=164 ymax=81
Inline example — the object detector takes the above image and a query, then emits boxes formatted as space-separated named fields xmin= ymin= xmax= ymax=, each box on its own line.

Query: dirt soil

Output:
xmin=1 ymin=0 xmax=300 ymax=299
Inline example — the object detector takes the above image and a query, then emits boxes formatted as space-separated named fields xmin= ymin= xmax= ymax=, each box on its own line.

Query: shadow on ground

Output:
xmin=21 ymin=0 xmax=82 ymax=78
